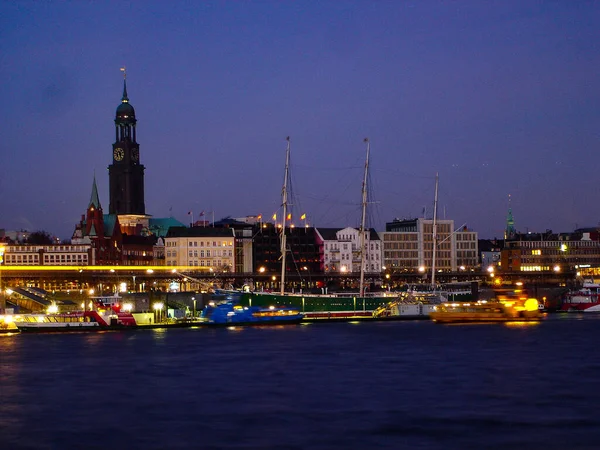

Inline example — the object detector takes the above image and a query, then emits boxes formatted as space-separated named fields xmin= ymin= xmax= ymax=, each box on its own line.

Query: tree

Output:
xmin=26 ymin=230 xmax=54 ymax=245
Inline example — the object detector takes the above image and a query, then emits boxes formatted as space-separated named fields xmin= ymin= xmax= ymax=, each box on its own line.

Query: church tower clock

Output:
xmin=108 ymin=71 xmax=146 ymax=215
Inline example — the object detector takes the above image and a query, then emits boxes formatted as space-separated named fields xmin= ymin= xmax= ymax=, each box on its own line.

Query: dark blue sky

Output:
xmin=1 ymin=1 xmax=599 ymax=240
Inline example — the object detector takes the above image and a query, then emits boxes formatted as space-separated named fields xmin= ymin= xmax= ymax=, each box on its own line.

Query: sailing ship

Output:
xmin=236 ymin=138 xmax=468 ymax=319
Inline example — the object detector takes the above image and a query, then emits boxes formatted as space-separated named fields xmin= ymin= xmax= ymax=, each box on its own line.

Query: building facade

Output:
xmin=316 ymin=227 xmax=382 ymax=274
xmin=381 ymin=218 xmax=478 ymax=272
xmin=501 ymin=229 xmax=600 ymax=273
xmin=252 ymin=225 xmax=321 ymax=276
xmin=165 ymin=227 xmax=235 ymax=271
xmin=2 ymin=244 xmax=92 ymax=266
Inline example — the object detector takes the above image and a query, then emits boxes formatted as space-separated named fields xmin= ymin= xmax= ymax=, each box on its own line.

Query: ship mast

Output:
xmin=431 ymin=172 xmax=439 ymax=289
xmin=359 ymin=138 xmax=370 ymax=298
xmin=280 ymin=137 xmax=291 ymax=295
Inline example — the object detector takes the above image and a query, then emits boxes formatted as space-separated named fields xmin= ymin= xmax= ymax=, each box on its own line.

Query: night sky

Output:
xmin=1 ymin=1 xmax=599 ymax=240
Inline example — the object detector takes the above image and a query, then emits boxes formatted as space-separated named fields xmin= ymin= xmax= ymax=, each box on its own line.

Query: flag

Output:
xmin=272 ymin=213 xmax=277 ymax=220
xmin=199 ymin=211 xmax=205 ymax=217
xmin=300 ymin=213 xmax=306 ymax=220
xmin=287 ymin=213 xmax=292 ymax=220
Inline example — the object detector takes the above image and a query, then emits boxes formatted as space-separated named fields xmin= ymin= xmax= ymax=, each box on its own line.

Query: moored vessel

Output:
xmin=200 ymin=302 xmax=304 ymax=326
xmin=559 ymin=280 xmax=600 ymax=312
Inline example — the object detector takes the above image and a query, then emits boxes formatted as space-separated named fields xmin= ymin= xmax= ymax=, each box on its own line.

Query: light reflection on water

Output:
xmin=1 ymin=315 xmax=599 ymax=449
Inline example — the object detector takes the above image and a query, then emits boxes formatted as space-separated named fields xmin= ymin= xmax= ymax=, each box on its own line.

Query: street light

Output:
xmin=192 ymin=297 xmax=196 ymax=317
xmin=153 ymin=302 xmax=164 ymax=323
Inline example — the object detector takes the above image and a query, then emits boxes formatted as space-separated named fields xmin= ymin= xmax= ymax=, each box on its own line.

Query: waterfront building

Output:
xmin=479 ymin=239 xmax=503 ymax=271
xmin=315 ymin=227 xmax=382 ymax=274
xmin=213 ymin=217 xmax=255 ymax=274
xmin=252 ymin=224 xmax=321 ymax=277
xmin=501 ymin=228 xmax=600 ymax=274
xmin=165 ymin=226 xmax=235 ymax=271
xmin=2 ymin=243 xmax=92 ymax=266
xmin=380 ymin=218 xmax=478 ymax=272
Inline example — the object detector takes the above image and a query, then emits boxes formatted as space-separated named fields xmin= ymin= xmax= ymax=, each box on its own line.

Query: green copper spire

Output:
xmin=505 ymin=195 xmax=516 ymax=239
xmin=89 ymin=175 xmax=101 ymax=209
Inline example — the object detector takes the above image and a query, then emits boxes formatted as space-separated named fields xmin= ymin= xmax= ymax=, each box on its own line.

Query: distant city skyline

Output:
xmin=1 ymin=1 xmax=599 ymax=240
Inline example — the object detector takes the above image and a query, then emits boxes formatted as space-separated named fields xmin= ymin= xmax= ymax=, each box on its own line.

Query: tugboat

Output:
xmin=200 ymin=302 xmax=304 ymax=326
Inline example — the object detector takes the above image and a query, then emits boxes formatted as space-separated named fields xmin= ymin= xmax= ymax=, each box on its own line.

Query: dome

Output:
xmin=116 ymin=101 xmax=135 ymax=118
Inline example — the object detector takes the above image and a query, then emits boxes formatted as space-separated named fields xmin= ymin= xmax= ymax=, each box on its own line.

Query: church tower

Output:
xmin=504 ymin=194 xmax=516 ymax=240
xmin=108 ymin=71 xmax=146 ymax=215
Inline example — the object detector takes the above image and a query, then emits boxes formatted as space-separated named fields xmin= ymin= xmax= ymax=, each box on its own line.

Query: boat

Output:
xmin=12 ymin=309 xmax=138 ymax=332
xmin=12 ymin=296 xmax=146 ymax=332
xmin=560 ymin=280 xmax=600 ymax=312
xmin=429 ymin=297 xmax=542 ymax=324
xmin=372 ymin=290 xmax=444 ymax=320
xmin=200 ymin=302 xmax=304 ymax=326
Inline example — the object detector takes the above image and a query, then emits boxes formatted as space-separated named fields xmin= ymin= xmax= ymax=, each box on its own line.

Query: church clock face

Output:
xmin=132 ymin=148 xmax=139 ymax=161
xmin=114 ymin=147 xmax=124 ymax=161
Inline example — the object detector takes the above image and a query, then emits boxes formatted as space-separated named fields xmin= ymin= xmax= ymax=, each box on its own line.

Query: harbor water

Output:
xmin=1 ymin=315 xmax=599 ymax=449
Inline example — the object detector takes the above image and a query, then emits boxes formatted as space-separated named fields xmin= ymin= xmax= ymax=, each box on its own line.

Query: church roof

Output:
xmin=103 ymin=214 xmax=118 ymax=237
xmin=88 ymin=222 xmax=97 ymax=237
xmin=148 ymin=217 xmax=186 ymax=237
xmin=89 ymin=176 xmax=101 ymax=209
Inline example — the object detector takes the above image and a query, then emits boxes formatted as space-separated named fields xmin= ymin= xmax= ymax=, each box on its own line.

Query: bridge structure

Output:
xmin=0 ymin=265 xmax=578 ymax=298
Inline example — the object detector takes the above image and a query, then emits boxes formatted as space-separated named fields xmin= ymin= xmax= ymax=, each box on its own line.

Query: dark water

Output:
xmin=1 ymin=315 xmax=600 ymax=450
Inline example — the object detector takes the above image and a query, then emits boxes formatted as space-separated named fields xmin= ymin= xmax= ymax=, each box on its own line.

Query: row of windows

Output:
xmin=5 ymin=246 xmax=89 ymax=252
xmin=165 ymin=240 xmax=234 ymax=247
xmin=384 ymin=243 xmax=419 ymax=250
xmin=165 ymin=250 xmax=234 ymax=258
xmin=517 ymin=241 xmax=600 ymax=248
xmin=383 ymin=234 xmax=418 ymax=241
xmin=164 ymin=260 xmax=229 ymax=267
xmin=4 ymin=254 xmax=87 ymax=264
xmin=5 ymin=254 xmax=87 ymax=264
xmin=325 ymin=242 xmax=380 ymax=251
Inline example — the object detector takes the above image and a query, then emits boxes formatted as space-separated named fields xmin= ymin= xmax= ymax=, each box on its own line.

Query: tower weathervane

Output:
xmin=120 ymin=66 xmax=127 ymax=80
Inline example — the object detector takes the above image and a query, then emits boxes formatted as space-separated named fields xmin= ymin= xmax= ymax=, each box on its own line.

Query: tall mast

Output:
xmin=280 ymin=137 xmax=291 ymax=295
xmin=431 ymin=172 xmax=439 ymax=289
xmin=359 ymin=138 xmax=370 ymax=298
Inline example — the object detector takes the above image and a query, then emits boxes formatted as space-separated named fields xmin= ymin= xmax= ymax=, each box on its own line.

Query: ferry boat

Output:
xmin=12 ymin=309 xmax=137 ymax=333
xmin=429 ymin=297 xmax=541 ymax=324
xmin=200 ymin=302 xmax=304 ymax=326
xmin=559 ymin=280 xmax=600 ymax=312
